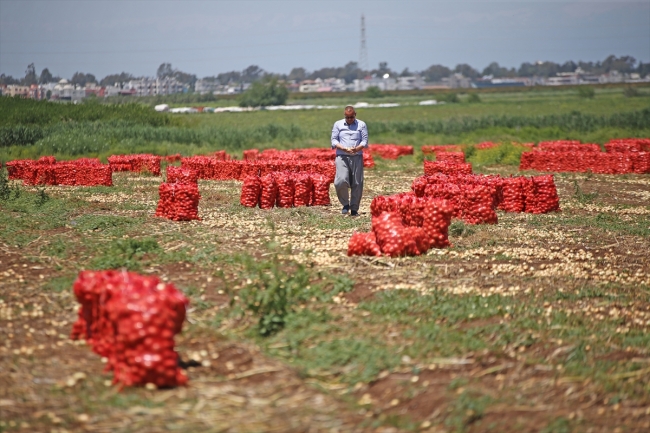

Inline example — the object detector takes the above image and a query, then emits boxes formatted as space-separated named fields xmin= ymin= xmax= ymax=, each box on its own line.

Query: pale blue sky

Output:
xmin=1 ymin=0 xmax=648 ymax=79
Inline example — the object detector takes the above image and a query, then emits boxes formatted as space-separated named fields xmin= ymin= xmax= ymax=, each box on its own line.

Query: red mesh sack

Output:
xmin=459 ymin=185 xmax=498 ymax=224
xmin=240 ymin=174 xmax=262 ymax=207
xmin=259 ymin=173 xmax=277 ymax=209
xmin=498 ymin=177 xmax=525 ymax=213
xmin=166 ymin=166 xmax=198 ymax=184
xmin=424 ymin=161 xmax=472 ymax=175
xmin=436 ymin=152 xmax=465 ymax=163
xmin=347 ymin=232 xmax=382 ymax=257
xmin=363 ymin=152 xmax=375 ymax=168
xmin=293 ymin=173 xmax=312 ymax=207
xmin=243 ymin=149 xmax=260 ymax=160
xmin=372 ymin=211 xmax=417 ymax=257
xmin=310 ymin=174 xmax=331 ymax=206
xmin=524 ymin=175 xmax=560 ymax=214
xmin=275 ymin=172 xmax=295 ymax=208
xmin=155 ymin=183 xmax=201 ymax=221
xmin=70 ymin=270 xmax=188 ymax=388
xmin=422 ymin=199 xmax=453 ymax=248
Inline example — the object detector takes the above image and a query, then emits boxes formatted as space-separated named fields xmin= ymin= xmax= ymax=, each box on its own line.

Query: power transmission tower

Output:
xmin=359 ymin=14 xmax=369 ymax=72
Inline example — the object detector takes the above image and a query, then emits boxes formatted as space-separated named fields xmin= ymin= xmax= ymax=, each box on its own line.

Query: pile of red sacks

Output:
xmin=421 ymin=145 xmax=462 ymax=155
xmin=70 ymin=270 xmax=188 ymax=388
xmin=6 ymin=156 xmax=113 ymax=186
xmin=243 ymin=147 xmax=376 ymax=168
xmin=108 ymin=154 xmax=162 ymax=176
xmin=424 ymin=160 xmax=473 ymax=176
xmin=181 ymin=157 xmax=337 ymax=182
xmin=348 ymin=198 xmax=453 ymax=257
xmin=435 ymin=152 xmax=466 ymax=163
xmin=368 ymin=144 xmax=414 ymax=160
xmin=475 ymin=142 xmax=500 ymax=150
xmin=166 ymin=166 xmax=198 ymax=185
xmin=519 ymin=139 xmax=650 ymax=174
xmin=240 ymin=172 xmax=331 ymax=209
xmin=412 ymin=172 xmax=559 ymax=219
xmin=155 ymin=170 xmax=201 ymax=222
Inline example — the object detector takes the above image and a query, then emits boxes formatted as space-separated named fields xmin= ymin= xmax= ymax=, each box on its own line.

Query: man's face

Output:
xmin=344 ymin=110 xmax=356 ymax=124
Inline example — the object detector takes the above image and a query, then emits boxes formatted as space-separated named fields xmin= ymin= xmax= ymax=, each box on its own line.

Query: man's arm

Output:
xmin=331 ymin=122 xmax=340 ymax=150
xmin=359 ymin=121 xmax=368 ymax=148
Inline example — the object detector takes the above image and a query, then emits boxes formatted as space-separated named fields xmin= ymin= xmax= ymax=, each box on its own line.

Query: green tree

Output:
xmin=454 ymin=63 xmax=479 ymax=79
xmin=39 ymin=68 xmax=54 ymax=84
xmin=365 ymin=86 xmax=382 ymax=98
xmin=157 ymin=62 xmax=173 ymax=79
xmin=577 ymin=86 xmax=595 ymax=99
xmin=467 ymin=93 xmax=481 ymax=103
xmin=422 ymin=64 xmax=451 ymax=82
xmin=71 ymin=72 xmax=97 ymax=87
xmin=24 ymin=63 xmax=38 ymax=86
xmin=239 ymin=76 xmax=288 ymax=107
xmin=288 ymin=67 xmax=307 ymax=81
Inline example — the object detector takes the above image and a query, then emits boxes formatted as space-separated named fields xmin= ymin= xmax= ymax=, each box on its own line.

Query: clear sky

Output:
xmin=1 ymin=0 xmax=649 ymax=80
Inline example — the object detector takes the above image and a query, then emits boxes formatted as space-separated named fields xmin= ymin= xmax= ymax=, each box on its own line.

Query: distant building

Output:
xmin=50 ymin=79 xmax=86 ymax=102
xmin=124 ymin=77 xmax=188 ymax=96
xmin=442 ymin=73 xmax=472 ymax=89
xmin=4 ymin=85 xmax=31 ymax=98
xmin=353 ymin=75 xmax=397 ymax=92
xmin=195 ymin=79 xmax=221 ymax=94
xmin=472 ymin=77 xmax=528 ymax=88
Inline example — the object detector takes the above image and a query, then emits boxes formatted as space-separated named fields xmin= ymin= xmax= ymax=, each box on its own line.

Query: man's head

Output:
xmin=344 ymin=105 xmax=356 ymax=124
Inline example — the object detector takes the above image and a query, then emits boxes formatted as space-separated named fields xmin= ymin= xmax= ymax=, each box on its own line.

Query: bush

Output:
xmin=239 ymin=76 xmax=289 ymax=107
xmin=441 ymin=93 xmax=460 ymax=103
xmin=623 ymin=86 xmax=640 ymax=98
xmin=467 ymin=93 xmax=481 ymax=103
xmin=577 ymin=86 xmax=595 ymax=99
xmin=365 ymin=86 xmax=383 ymax=98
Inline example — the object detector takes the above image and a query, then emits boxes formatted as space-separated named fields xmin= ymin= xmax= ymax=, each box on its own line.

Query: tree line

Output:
xmin=2 ymin=55 xmax=649 ymax=88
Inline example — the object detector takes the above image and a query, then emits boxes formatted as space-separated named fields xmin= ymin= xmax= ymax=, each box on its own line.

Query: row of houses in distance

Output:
xmin=0 ymin=77 xmax=191 ymax=101
xmin=3 ymin=70 xmax=648 ymax=100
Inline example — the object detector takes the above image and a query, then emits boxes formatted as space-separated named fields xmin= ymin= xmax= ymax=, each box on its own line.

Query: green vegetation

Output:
xmin=365 ymin=86 xmax=383 ymax=98
xmin=2 ymin=85 xmax=650 ymax=161
xmin=578 ymin=86 xmax=595 ymax=99
xmin=239 ymin=76 xmax=289 ymax=107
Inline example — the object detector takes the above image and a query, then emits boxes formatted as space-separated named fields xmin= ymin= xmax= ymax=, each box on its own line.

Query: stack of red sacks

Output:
xmin=166 ymin=166 xmax=198 ymax=184
xmin=435 ymin=152 xmax=465 ymax=163
xmin=180 ymin=158 xmax=336 ymax=182
xmin=412 ymin=173 xmax=559 ymax=216
xmin=70 ymin=270 xmax=188 ymax=388
xmin=239 ymin=172 xmax=331 ymax=209
xmin=519 ymin=139 xmax=650 ymax=174
xmin=348 ymin=198 xmax=453 ymax=257
xmin=424 ymin=160 xmax=473 ymax=175
xmin=421 ymin=145 xmax=462 ymax=155
xmin=368 ymin=144 xmax=414 ymax=160
xmin=108 ymin=154 xmax=162 ymax=176
xmin=6 ymin=157 xmax=112 ymax=186
xmin=155 ymin=170 xmax=201 ymax=222
xmin=475 ymin=142 xmax=499 ymax=150
xmin=163 ymin=154 xmax=182 ymax=163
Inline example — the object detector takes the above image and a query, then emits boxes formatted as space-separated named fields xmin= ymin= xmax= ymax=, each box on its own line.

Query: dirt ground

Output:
xmin=1 ymin=162 xmax=650 ymax=432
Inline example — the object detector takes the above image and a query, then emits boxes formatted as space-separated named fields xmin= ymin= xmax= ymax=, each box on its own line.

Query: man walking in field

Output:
xmin=331 ymin=105 xmax=368 ymax=217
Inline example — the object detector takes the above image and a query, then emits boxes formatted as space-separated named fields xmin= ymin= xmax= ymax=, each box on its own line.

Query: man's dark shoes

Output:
xmin=341 ymin=205 xmax=350 ymax=215
xmin=350 ymin=210 xmax=359 ymax=217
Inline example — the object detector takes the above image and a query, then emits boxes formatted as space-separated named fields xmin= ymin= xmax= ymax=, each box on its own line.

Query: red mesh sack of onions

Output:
xmin=75 ymin=164 xmax=113 ymax=186
xmin=498 ymin=177 xmax=525 ymax=213
xmin=459 ymin=185 xmax=498 ymax=224
xmin=310 ymin=174 xmax=331 ymax=206
xmin=372 ymin=211 xmax=418 ymax=257
xmin=363 ymin=152 xmax=375 ymax=168
xmin=293 ymin=173 xmax=312 ymax=207
xmin=275 ymin=172 xmax=295 ymax=208
xmin=422 ymin=199 xmax=453 ymax=248
xmin=523 ymin=175 xmax=560 ymax=214
xmin=424 ymin=161 xmax=472 ymax=176
xmin=347 ymin=232 xmax=382 ymax=256
xmin=243 ymin=149 xmax=260 ymax=160
xmin=166 ymin=166 xmax=198 ymax=184
xmin=155 ymin=183 xmax=201 ymax=221
xmin=70 ymin=270 xmax=188 ymax=388
xmin=436 ymin=152 xmax=465 ymax=163
xmin=259 ymin=173 xmax=278 ymax=209
xmin=38 ymin=156 xmax=56 ymax=165
xmin=240 ymin=174 xmax=262 ymax=207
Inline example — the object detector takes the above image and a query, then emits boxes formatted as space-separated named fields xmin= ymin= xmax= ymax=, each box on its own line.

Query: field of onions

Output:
xmin=2 ymin=139 xmax=650 ymax=432
xmin=2 ymin=88 xmax=650 ymax=431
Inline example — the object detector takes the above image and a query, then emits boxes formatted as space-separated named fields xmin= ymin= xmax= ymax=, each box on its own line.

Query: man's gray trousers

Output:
xmin=334 ymin=154 xmax=364 ymax=212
